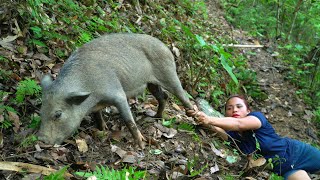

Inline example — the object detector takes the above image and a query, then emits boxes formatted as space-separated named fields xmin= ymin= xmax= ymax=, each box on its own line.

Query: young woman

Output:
xmin=187 ymin=95 xmax=320 ymax=180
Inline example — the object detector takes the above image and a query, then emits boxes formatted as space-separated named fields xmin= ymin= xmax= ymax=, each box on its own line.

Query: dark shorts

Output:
xmin=282 ymin=139 xmax=320 ymax=179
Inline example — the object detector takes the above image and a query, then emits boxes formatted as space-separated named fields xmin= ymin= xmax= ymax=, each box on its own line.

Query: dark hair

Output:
xmin=225 ymin=94 xmax=251 ymax=111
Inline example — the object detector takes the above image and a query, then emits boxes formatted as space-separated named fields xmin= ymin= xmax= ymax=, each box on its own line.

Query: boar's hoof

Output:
xmin=135 ymin=131 xmax=146 ymax=149
xmin=185 ymin=105 xmax=199 ymax=117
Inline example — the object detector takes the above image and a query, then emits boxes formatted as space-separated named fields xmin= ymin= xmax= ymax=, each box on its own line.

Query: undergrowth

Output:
xmin=221 ymin=0 xmax=320 ymax=124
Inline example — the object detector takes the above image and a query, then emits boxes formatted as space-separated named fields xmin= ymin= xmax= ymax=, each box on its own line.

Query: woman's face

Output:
xmin=225 ymin=97 xmax=250 ymax=118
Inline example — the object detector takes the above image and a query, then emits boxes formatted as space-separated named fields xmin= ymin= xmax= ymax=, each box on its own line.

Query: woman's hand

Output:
xmin=186 ymin=107 xmax=212 ymax=125
xmin=186 ymin=105 xmax=199 ymax=117
xmin=194 ymin=111 xmax=212 ymax=125
xmin=186 ymin=105 xmax=215 ymax=126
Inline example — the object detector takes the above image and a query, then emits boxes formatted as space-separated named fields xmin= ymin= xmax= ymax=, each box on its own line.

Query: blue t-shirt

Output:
xmin=227 ymin=111 xmax=320 ymax=175
xmin=227 ymin=112 xmax=291 ymax=173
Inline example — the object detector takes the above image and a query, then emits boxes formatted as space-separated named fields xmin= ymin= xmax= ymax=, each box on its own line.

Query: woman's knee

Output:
xmin=287 ymin=170 xmax=311 ymax=180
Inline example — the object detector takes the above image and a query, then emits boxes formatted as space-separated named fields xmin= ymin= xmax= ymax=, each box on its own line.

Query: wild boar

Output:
xmin=38 ymin=33 xmax=194 ymax=148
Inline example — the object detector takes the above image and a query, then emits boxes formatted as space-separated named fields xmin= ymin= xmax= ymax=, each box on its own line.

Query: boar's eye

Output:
xmin=53 ymin=110 xmax=62 ymax=120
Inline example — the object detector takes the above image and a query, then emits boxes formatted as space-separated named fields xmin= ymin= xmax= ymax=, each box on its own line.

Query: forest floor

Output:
xmin=0 ymin=1 xmax=319 ymax=180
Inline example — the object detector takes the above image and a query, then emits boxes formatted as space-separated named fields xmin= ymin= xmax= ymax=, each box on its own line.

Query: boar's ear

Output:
xmin=41 ymin=75 xmax=53 ymax=89
xmin=66 ymin=92 xmax=91 ymax=105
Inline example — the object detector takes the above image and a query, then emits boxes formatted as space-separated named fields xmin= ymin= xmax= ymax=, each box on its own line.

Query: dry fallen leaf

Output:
xmin=163 ymin=128 xmax=177 ymax=138
xmin=7 ymin=111 xmax=20 ymax=133
xmin=0 ymin=114 xmax=4 ymax=123
xmin=76 ymin=139 xmax=88 ymax=153
xmin=87 ymin=176 xmax=97 ymax=180
xmin=172 ymin=44 xmax=180 ymax=57
xmin=210 ymin=162 xmax=219 ymax=174
xmin=110 ymin=130 xmax=123 ymax=142
xmin=209 ymin=142 xmax=224 ymax=157
xmin=32 ymin=53 xmax=51 ymax=61
xmin=0 ymin=35 xmax=18 ymax=51
xmin=111 ymin=145 xmax=139 ymax=163
xmin=245 ymin=155 xmax=267 ymax=171
xmin=0 ymin=132 xmax=3 ymax=148
xmin=244 ymin=177 xmax=257 ymax=180
xmin=111 ymin=145 xmax=127 ymax=158
xmin=122 ymin=153 xmax=137 ymax=163
xmin=154 ymin=122 xmax=177 ymax=138
xmin=172 ymin=103 xmax=182 ymax=111
xmin=51 ymin=147 xmax=69 ymax=162
xmin=145 ymin=109 xmax=157 ymax=117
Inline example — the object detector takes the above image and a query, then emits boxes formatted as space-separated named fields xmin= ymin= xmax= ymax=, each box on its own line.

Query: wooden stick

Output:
xmin=0 ymin=161 xmax=73 ymax=177
xmin=223 ymin=44 xmax=264 ymax=48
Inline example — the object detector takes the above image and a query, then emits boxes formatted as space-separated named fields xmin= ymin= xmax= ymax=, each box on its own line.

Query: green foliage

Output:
xmin=0 ymin=102 xmax=16 ymax=129
xmin=75 ymin=165 xmax=147 ymax=180
xmin=0 ymin=56 xmax=12 ymax=82
xmin=177 ymin=122 xmax=202 ymax=143
xmin=162 ymin=117 xmax=176 ymax=128
xmin=222 ymin=0 xmax=320 ymax=125
xmin=178 ymin=122 xmax=195 ymax=132
xmin=223 ymin=175 xmax=235 ymax=180
xmin=15 ymin=78 xmax=41 ymax=104
xmin=28 ymin=114 xmax=41 ymax=129
xmin=20 ymin=134 xmax=38 ymax=148
xmin=44 ymin=166 xmax=69 ymax=180
xmin=23 ymin=0 xmax=143 ymax=53
xmin=0 ymin=119 xmax=13 ymax=129
xmin=267 ymin=158 xmax=285 ymax=179
xmin=314 ymin=106 xmax=320 ymax=125
xmin=1 ymin=78 xmax=41 ymax=130
xmin=187 ymin=156 xmax=208 ymax=177
xmin=222 ymin=1 xmax=277 ymax=38
xmin=269 ymin=173 xmax=284 ymax=180
xmin=176 ymin=22 xmax=240 ymax=97
xmin=279 ymin=43 xmax=320 ymax=109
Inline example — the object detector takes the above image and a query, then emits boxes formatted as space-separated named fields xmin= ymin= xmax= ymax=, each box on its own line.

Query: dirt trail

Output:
xmin=206 ymin=1 xmax=318 ymax=144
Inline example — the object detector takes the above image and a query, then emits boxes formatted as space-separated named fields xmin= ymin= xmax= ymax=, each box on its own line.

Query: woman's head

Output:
xmin=225 ymin=95 xmax=251 ymax=118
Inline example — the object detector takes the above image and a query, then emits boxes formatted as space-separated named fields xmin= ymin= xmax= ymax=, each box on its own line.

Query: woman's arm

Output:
xmin=194 ymin=112 xmax=262 ymax=131
xmin=209 ymin=125 xmax=228 ymax=140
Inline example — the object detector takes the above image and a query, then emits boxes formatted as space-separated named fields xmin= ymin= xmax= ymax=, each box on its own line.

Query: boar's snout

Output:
xmin=37 ymin=131 xmax=64 ymax=145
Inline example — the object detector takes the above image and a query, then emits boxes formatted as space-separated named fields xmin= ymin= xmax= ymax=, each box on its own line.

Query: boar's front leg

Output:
xmin=114 ymin=96 xmax=146 ymax=149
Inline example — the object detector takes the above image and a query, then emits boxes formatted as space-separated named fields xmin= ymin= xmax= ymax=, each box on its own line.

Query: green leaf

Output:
xmin=180 ymin=23 xmax=196 ymax=39
xmin=162 ymin=117 xmax=176 ymax=127
xmin=195 ymin=35 xmax=206 ymax=47
xmin=29 ymin=39 xmax=47 ymax=47
xmin=295 ymin=44 xmax=303 ymax=51
xmin=149 ymin=149 xmax=162 ymax=155
xmin=220 ymin=52 xmax=239 ymax=85
xmin=210 ymin=44 xmax=219 ymax=52
xmin=30 ymin=26 xmax=43 ymax=38
xmin=226 ymin=155 xmax=237 ymax=164
xmin=44 ymin=166 xmax=69 ymax=180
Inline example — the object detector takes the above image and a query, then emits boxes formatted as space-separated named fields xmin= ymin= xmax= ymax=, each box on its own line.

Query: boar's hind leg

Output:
xmin=147 ymin=83 xmax=168 ymax=118
xmin=93 ymin=111 xmax=107 ymax=131
xmin=161 ymin=78 xmax=194 ymax=110
xmin=114 ymin=96 xmax=146 ymax=149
